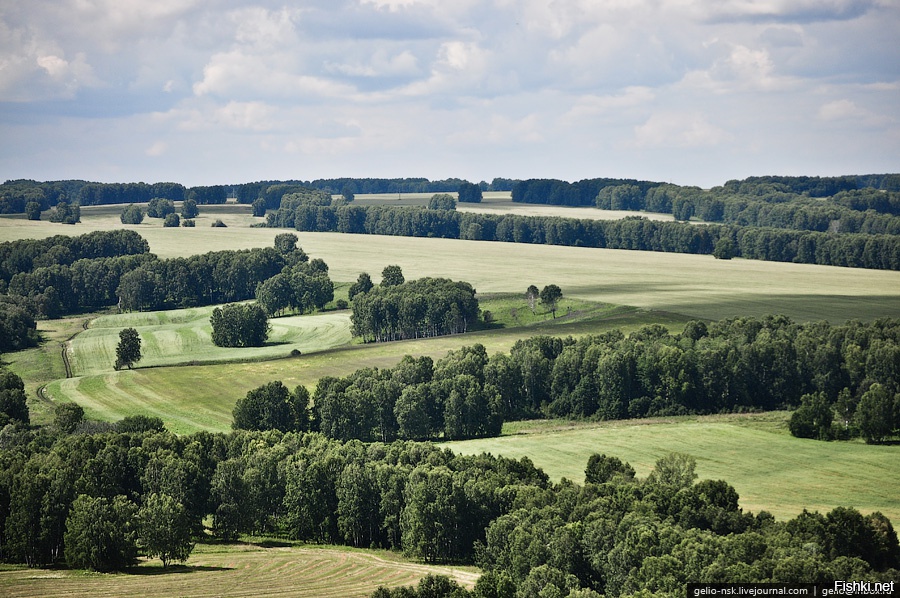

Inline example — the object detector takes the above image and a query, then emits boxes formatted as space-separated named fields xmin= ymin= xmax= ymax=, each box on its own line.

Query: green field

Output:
xmin=46 ymin=303 xmax=688 ymax=434
xmin=441 ymin=413 xmax=900 ymax=524
xmin=0 ymin=542 xmax=478 ymax=598
xmin=69 ymin=305 xmax=353 ymax=376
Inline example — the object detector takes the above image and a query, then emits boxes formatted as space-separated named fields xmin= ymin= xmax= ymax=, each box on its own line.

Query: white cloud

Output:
xmin=633 ymin=112 xmax=732 ymax=148
xmin=146 ymin=141 xmax=168 ymax=157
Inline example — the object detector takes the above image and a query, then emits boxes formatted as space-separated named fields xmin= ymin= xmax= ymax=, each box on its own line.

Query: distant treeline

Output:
xmin=233 ymin=177 xmax=515 ymax=203
xmin=268 ymin=203 xmax=900 ymax=270
xmin=0 ymin=180 xmax=226 ymax=213
xmin=2 ymin=423 xmax=896 ymax=588
xmin=1 ymin=231 xmax=316 ymax=319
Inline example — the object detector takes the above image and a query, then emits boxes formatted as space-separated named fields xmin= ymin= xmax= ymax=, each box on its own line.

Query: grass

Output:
xmin=0 ymin=541 xmax=478 ymax=598
xmin=68 ymin=305 xmax=353 ymax=376
xmin=440 ymin=412 xmax=900 ymax=525
xmin=45 ymin=304 xmax=688 ymax=434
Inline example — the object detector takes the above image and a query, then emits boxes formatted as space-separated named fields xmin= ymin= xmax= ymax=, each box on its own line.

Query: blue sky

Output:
xmin=1 ymin=0 xmax=898 ymax=188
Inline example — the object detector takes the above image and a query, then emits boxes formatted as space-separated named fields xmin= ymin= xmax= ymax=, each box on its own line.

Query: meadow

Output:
xmin=0 ymin=542 xmax=478 ymax=598
xmin=442 ymin=413 xmax=900 ymax=525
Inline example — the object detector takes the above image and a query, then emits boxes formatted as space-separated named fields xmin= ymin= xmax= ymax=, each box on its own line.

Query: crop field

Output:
xmin=442 ymin=413 xmax=900 ymax=525
xmin=68 ymin=305 xmax=353 ymax=376
xmin=0 ymin=542 xmax=478 ymax=598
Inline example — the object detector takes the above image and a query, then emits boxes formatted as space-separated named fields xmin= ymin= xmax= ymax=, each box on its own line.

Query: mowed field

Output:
xmin=69 ymin=305 xmax=353 ymax=376
xmin=0 ymin=542 xmax=478 ymax=598
xmin=442 ymin=414 xmax=900 ymax=525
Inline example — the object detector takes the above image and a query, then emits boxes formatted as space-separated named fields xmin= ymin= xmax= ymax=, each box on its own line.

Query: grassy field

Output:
xmin=441 ymin=413 xmax=900 ymax=525
xmin=45 ymin=304 xmax=688 ymax=434
xmin=68 ymin=305 xmax=353 ymax=376
xmin=0 ymin=542 xmax=478 ymax=598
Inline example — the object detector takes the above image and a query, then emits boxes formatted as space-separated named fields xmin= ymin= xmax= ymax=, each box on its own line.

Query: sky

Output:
xmin=0 ymin=0 xmax=898 ymax=188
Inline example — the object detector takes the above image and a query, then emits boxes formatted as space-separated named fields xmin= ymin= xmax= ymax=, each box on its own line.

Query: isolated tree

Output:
xmin=428 ymin=194 xmax=456 ymax=210
xmin=540 ymin=284 xmax=563 ymax=318
xmin=525 ymin=285 xmax=539 ymax=314
xmin=457 ymin=181 xmax=483 ymax=203
xmin=54 ymin=402 xmax=84 ymax=433
xmin=49 ymin=201 xmax=80 ymax=224
xmin=210 ymin=303 xmax=269 ymax=347
xmin=341 ymin=185 xmax=355 ymax=202
xmin=381 ymin=265 xmax=405 ymax=287
xmin=115 ymin=327 xmax=142 ymax=370
xmin=25 ymin=201 xmax=41 ymax=220
xmin=120 ymin=204 xmax=144 ymax=224
xmin=146 ymin=198 xmax=175 ymax=218
xmin=64 ymin=495 xmax=138 ymax=572
xmin=163 ymin=213 xmax=180 ymax=227
xmin=348 ymin=272 xmax=374 ymax=300
xmin=181 ymin=198 xmax=199 ymax=219
xmin=138 ymin=493 xmax=194 ymax=568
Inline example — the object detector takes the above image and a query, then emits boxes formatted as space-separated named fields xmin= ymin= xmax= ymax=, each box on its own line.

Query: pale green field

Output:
xmin=2 ymin=204 xmax=899 ymax=322
xmin=46 ymin=307 xmax=690 ymax=434
xmin=441 ymin=413 xmax=900 ymax=525
xmin=69 ymin=305 xmax=353 ymax=376
xmin=0 ymin=542 xmax=478 ymax=598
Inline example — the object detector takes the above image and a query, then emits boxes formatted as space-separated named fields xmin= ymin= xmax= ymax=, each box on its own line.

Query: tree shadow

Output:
xmin=125 ymin=564 xmax=232 ymax=575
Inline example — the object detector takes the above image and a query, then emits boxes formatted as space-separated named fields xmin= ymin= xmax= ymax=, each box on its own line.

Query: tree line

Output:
xmin=267 ymin=203 xmax=900 ymax=270
xmin=0 ymin=419 xmax=895 ymax=590
xmin=4 ymin=232 xmax=318 ymax=318
xmin=234 ymin=316 xmax=899 ymax=445
xmin=0 ymin=180 xmax=227 ymax=214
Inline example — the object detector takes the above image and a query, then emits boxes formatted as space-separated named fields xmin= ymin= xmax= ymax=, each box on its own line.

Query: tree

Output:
xmin=138 ymin=493 xmax=194 ymax=568
xmin=647 ymin=452 xmax=697 ymax=490
xmin=54 ymin=402 xmax=84 ymax=433
xmin=349 ymin=272 xmax=374 ymax=300
xmin=525 ymin=285 xmax=539 ymax=314
xmin=0 ymin=371 xmax=29 ymax=426
xmin=251 ymin=198 xmax=267 ymax=217
xmin=855 ymin=384 xmax=895 ymax=443
xmin=274 ymin=232 xmax=299 ymax=254
xmin=115 ymin=327 xmax=142 ymax=370
xmin=163 ymin=213 xmax=180 ymax=227
xmin=181 ymin=198 xmax=199 ymax=219
xmin=585 ymin=453 xmax=635 ymax=484
xmin=789 ymin=392 xmax=834 ymax=440
xmin=713 ymin=236 xmax=736 ymax=260
xmin=49 ymin=201 xmax=80 ymax=224
xmin=64 ymin=495 xmax=138 ymax=572
xmin=428 ymin=194 xmax=456 ymax=210
xmin=147 ymin=198 xmax=175 ymax=218
xmin=381 ymin=265 xmax=405 ymax=287
xmin=233 ymin=381 xmax=307 ymax=432
xmin=458 ymin=181 xmax=483 ymax=203
xmin=25 ymin=201 xmax=41 ymax=220
xmin=120 ymin=204 xmax=144 ymax=224
xmin=210 ymin=303 xmax=270 ymax=347
xmin=539 ymin=284 xmax=563 ymax=318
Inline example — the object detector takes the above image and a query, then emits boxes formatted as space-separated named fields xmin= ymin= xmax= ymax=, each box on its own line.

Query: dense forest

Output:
xmin=0 ymin=421 xmax=895 ymax=592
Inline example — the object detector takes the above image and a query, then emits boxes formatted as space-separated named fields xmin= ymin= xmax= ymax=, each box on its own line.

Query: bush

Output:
xmin=163 ymin=213 xmax=180 ymax=227
xmin=120 ymin=204 xmax=144 ymax=224
xmin=211 ymin=219 xmax=227 ymax=227
xmin=181 ymin=218 xmax=195 ymax=227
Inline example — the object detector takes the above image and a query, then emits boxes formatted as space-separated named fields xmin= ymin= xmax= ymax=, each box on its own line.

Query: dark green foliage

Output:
xmin=146 ymin=198 xmax=175 ymax=218
xmin=64 ymin=494 xmax=138 ymax=572
xmin=211 ymin=218 xmax=227 ymax=227
xmin=48 ymin=201 xmax=80 ymax=224
xmin=349 ymin=272 xmax=374 ymax=300
xmin=251 ymin=198 xmax=267 ymax=216
xmin=138 ymin=492 xmax=194 ymax=567
xmin=713 ymin=236 xmax=736 ymax=259
xmin=0 ymin=301 xmax=38 ymax=351
xmin=585 ymin=454 xmax=635 ymax=484
xmin=162 ymin=213 xmax=180 ymax=227
xmin=25 ymin=201 xmax=41 ymax=220
xmin=539 ymin=284 xmax=562 ymax=318
xmin=181 ymin=218 xmax=195 ymax=227
xmin=854 ymin=384 xmax=896 ymax=443
xmin=789 ymin=393 xmax=834 ymax=440
xmin=0 ymin=371 xmax=29 ymax=426
xmin=54 ymin=402 xmax=84 ymax=433
xmin=232 ymin=381 xmax=309 ymax=432
xmin=116 ymin=414 xmax=165 ymax=433
xmin=428 ymin=193 xmax=457 ymax=210
xmin=210 ymin=303 xmax=270 ymax=347
xmin=187 ymin=185 xmax=227 ymax=205
xmin=255 ymin=258 xmax=333 ymax=316
xmin=120 ymin=204 xmax=144 ymax=224
xmin=381 ymin=264 xmax=405 ymax=287
xmin=181 ymin=198 xmax=199 ymax=218
xmin=114 ymin=327 xmax=142 ymax=370
xmin=457 ymin=182 xmax=482 ymax=204
xmin=351 ymin=277 xmax=479 ymax=343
